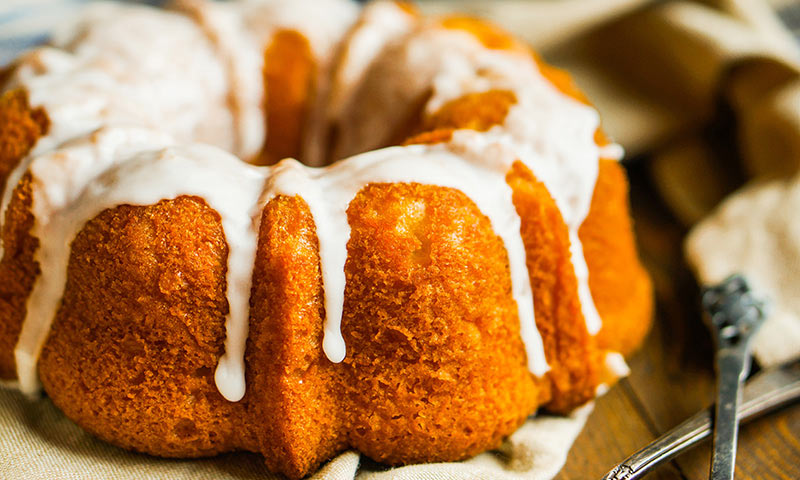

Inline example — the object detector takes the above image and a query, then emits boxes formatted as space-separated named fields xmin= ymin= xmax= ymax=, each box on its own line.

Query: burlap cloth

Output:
xmin=2 ymin=0 xmax=800 ymax=478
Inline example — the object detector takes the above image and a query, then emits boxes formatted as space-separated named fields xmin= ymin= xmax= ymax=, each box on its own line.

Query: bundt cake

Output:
xmin=0 ymin=0 xmax=653 ymax=478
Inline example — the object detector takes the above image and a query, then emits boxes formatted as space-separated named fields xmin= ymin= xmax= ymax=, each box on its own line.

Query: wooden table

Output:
xmin=557 ymin=162 xmax=800 ymax=480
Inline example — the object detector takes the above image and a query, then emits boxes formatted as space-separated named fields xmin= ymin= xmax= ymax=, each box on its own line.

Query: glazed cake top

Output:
xmin=0 ymin=0 xmax=621 ymax=401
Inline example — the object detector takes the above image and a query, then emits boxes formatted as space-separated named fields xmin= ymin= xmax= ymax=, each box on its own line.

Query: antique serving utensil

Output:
xmin=703 ymin=275 xmax=767 ymax=480
xmin=600 ymin=275 xmax=795 ymax=480
xmin=600 ymin=358 xmax=800 ymax=480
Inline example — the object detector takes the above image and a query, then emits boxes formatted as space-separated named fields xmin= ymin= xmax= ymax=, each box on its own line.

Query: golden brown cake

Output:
xmin=0 ymin=1 xmax=652 ymax=478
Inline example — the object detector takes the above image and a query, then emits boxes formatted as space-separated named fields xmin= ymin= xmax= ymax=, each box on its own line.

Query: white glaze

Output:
xmin=6 ymin=2 xmax=235 ymax=154
xmin=327 ymin=1 xmax=417 ymax=122
xmin=594 ymin=352 xmax=630 ymax=396
xmin=406 ymin=26 xmax=608 ymax=334
xmin=12 ymin=126 xmax=176 ymax=394
xmin=0 ymin=2 xmax=239 ymax=260
xmin=172 ymin=0 xmax=266 ymax=160
xmin=2 ymin=0 xmax=618 ymax=401
xmin=599 ymin=143 xmax=625 ymax=161
xmin=330 ymin=23 xmax=609 ymax=336
xmin=260 ymin=144 xmax=548 ymax=374
xmin=330 ymin=22 xmax=449 ymax=159
xmin=1 ymin=0 xmax=354 ymax=252
xmin=239 ymin=0 xmax=359 ymax=166
xmin=604 ymin=351 xmax=631 ymax=379
xmin=475 ymin=41 xmax=604 ymax=334
xmin=14 ymin=134 xmax=266 ymax=399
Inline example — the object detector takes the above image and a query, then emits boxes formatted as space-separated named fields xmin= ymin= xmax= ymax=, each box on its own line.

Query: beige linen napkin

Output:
xmin=3 ymin=0 xmax=800 ymax=479
xmin=0 ymin=384 xmax=591 ymax=479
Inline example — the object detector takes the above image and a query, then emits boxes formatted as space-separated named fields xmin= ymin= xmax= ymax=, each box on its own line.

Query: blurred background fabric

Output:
xmin=423 ymin=0 xmax=800 ymax=218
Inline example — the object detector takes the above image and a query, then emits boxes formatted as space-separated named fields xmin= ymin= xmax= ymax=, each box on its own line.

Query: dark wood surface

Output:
xmin=556 ymin=163 xmax=800 ymax=480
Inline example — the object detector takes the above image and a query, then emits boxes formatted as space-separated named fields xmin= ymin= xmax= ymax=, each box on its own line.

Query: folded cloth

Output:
xmin=686 ymin=175 xmax=800 ymax=368
xmin=0 ymin=384 xmax=591 ymax=480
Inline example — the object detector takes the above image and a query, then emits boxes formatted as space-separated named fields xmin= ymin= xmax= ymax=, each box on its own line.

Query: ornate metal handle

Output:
xmin=703 ymin=275 xmax=767 ymax=480
xmin=601 ymin=275 xmax=786 ymax=480
xmin=600 ymin=359 xmax=800 ymax=480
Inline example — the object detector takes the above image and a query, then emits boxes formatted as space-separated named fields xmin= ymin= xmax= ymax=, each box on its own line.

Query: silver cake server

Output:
xmin=600 ymin=275 xmax=797 ymax=480
xmin=703 ymin=275 xmax=767 ymax=480
xmin=600 ymin=358 xmax=800 ymax=480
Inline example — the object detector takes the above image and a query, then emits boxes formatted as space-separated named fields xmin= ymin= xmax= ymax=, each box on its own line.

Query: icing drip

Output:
xmin=599 ymin=143 xmax=625 ymax=161
xmin=173 ymin=0 xmax=266 ymax=159
xmin=595 ymin=351 xmax=631 ymax=396
xmin=0 ymin=0 xmax=359 ymax=249
xmin=260 ymin=160 xmax=350 ymax=363
xmin=417 ymin=28 xmax=610 ymax=335
xmin=505 ymin=94 xmax=605 ymax=335
xmin=240 ymin=0 xmax=359 ymax=166
xmin=330 ymin=22 xmax=610 ymax=336
xmin=0 ymin=1 xmax=246 ymax=259
xmin=261 ymin=145 xmax=549 ymax=374
xmin=604 ymin=351 xmax=631 ymax=378
xmin=3 ymin=2 xmax=236 ymax=158
xmin=570 ymin=233 xmax=603 ymax=334
xmin=14 ymin=133 xmax=266 ymax=400
xmin=11 ymin=126 xmax=179 ymax=394
xmin=11 ymin=138 xmax=551 ymax=398
xmin=327 ymin=1 xmax=417 ymax=120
